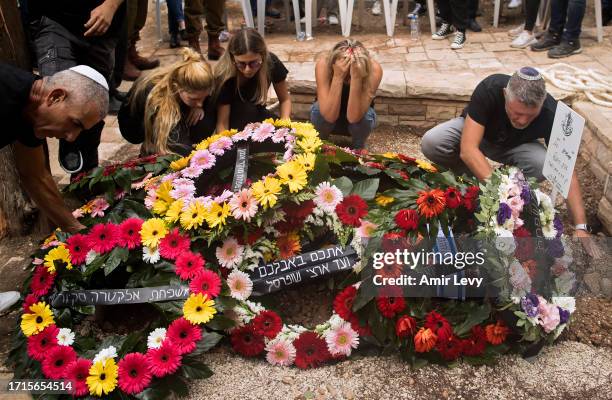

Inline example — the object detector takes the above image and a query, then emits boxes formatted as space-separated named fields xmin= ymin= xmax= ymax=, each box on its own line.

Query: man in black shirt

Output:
xmin=422 ymin=67 xmax=600 ymax=257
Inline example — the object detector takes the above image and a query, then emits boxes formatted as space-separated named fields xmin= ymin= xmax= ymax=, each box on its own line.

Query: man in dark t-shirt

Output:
xmin=421 ymin=67 xmax=600 ymax=257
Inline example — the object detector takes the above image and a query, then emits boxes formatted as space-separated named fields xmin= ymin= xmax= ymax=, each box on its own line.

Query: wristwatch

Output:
xmin=575 ymin=223 xmax=592 ymax=233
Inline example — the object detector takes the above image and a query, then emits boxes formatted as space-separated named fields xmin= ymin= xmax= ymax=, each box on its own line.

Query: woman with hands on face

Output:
xmin=310 ymin=39 xmax=383 ymax=150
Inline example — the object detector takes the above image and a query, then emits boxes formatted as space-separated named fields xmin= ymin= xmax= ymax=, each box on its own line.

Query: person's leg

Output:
xmin=128 ymin=0 xmax=159 ymax=70
xmin=203 ymin=0 xmax=226 ymax=60
xmin=560 ymin=0 xmax=586 ymax=42
xmin=436 ymin=0 xmax=453 ymax=25
xmin=449 ymin=0 xmax=468 ymax=32
xmin=167 ymin=0 xmax=181 ymax=48
xmin=184 ymin=0 xmax=205 ymax=53
xmin=347 ymin=107 xmax=376 ymax=149
xmin=481 ymin=141 xmax=547 ymax=181
xmin=524 ymin=0 xmax=541 ymax=31
xmin=310 ymin=102 xmax=337 ymax=141
xmin=420 ymin=117 xmax=471 ymax=174
xmin=531 ymin=0 xmax=565 ymax=50
xmin=467 ymin=0 xmax=482 ymax=31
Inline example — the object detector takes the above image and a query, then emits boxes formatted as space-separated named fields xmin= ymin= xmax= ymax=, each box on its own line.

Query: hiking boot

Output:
xmin=432 ymin=23 xmax=453 ymax=39
xmin=122 ymin=58 xmax=141 ymax=81
xmin=188 ymin=36 xmax=203 ymax=55
xmin=450 ymin=31 xmax=466 ymax=49
xmin=548 ymin=39 xmax=582 ymax=58
xmin=207 ymin=34 xmax=225 ymax=61
xmin=128 ymin=42 xmax=160 ymax=70
xmin=530 ymin=31 xmax=561 ymax=51
xmin=468 ymin=18 xmax=482 ymax=32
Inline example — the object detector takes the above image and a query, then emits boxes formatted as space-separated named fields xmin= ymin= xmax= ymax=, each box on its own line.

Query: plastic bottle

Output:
xmin=410 ymin=15 xmax=420 ymax=41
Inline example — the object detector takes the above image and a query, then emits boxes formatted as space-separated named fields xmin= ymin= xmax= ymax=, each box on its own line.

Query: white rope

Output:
xmin=537 ymin=63 xmax=612 ymax=108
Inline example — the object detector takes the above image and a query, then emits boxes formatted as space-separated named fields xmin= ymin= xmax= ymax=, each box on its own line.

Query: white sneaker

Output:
xmin=372 ymin=0 xmax=382 ymax=15
xmin=0 ymin=291 xmax=20 ymax=313
xmin=510 ymin=31 xmax=536 ymax=48
xmin=328 ymin=14 xmax=339 ymax=25
xmin=450 ymin=31 xmax=466 ymax=49
xmin=508 ymin=0 xmax=522 ymax=8
xmin=508 ymin=23 xmax=525 ymax=37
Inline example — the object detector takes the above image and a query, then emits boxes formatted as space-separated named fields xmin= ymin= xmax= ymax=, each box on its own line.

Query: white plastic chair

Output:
xmin=382 ymin=0 xmax=400 ymax=36
xmin=427 ymin=0 xmax=436 ymax=34
xmin=338 ymin=0 xmax=356 ymax=36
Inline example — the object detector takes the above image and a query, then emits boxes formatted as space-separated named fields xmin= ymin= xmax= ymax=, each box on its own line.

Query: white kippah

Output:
xmin=68 ymin=65 xmax=109 ymax=91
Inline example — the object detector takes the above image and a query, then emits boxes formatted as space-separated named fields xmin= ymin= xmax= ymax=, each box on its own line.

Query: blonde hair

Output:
xmin=327 ymin=39 xmax=372 ymax=91
xmin=213 ymin=28 xmax=270 ymax=105
xmin=130 ymin=48 xmax=213 ymax=154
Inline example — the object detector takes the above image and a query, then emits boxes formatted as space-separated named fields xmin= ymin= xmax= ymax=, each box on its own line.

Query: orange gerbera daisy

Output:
xmin=277 ymin=232 xmax=301 ymax=259
xmin=414 ymin=327 xmax=437 ymax=352
xmin=485 ymin=321 xmax=510 ymax=345
xmin=416 ymin=189 xmax=446 ymax=219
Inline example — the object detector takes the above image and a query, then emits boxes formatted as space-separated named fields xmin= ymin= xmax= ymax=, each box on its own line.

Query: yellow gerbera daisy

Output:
xmin=44 ymin=244 xmax=72 ymax=273
xmin=21 ymin=302 xmax=54 ymax=337
xmin=87 ymin=359 xmax=118 ymax=397
xmin=205 ymin=202 xmax=231 ymax=228
xmin=375 ymin=194 xmax=395 ymax=207
xmin=276 ymin=161 xmax=308 ymax=193
xmin=297 ymin=136 xmax=322 ymax=153
xmin=294 ymin=153 xmax=316 ymax=171
xmin=152 ymin=199 xmax=169 ymax=216
xmin=156 ymin=180 xmax=174 ymax=204
xmin=165 ymin=199 xmax=184 ymax=224
xmin=170 ymin=156 xmax=190 ymax=171
xmin=416 ymin=159 xmax=438 ymax=173
xmin=140 ymin=218 xmax=168 ymax=248
xmin=382 ymin=152 xmax=399 ymax=159
xmin=183 ymin=293 xmax=216 ymax=324
xmin=180 ymin=201 xmax=207 ymax=230
xmin=252 ymin=176 xmax=282 ymax=208
xmin=273 ymin=118 xmax=292 ymax=128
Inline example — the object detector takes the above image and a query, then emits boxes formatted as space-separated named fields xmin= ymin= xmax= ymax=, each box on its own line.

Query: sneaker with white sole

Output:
xmin=508 ymin=23 xmax=525 ymax=37
xmin=0 ymin=291 xmax=20 ymax=313
xmin=372 ymin=0 xmax=382 ymax=15
xmin=328 ymin=14 xmax=339 ymax=25
xmin=450 ymin=31 xmax=466 ymax=49
xmin=432 ymin=23 xmax=453 ymax=40
xmin=510 ymin=31 xmax=536 ymax=48
xmin=508 ymin=0 xmax=522 ymax=8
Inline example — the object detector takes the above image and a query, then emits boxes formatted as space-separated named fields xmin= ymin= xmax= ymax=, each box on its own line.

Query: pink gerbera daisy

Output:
xmin=181 ymin=164 xmax=205 ymax=179
xmin=170 ymin=184 xmax=196 ymax=200
xmin=88 ymin=223 xmax=119 ymax=254
xmin=64 ymin=358 xmax=92 ymax=397
xmin=325 ymin=322 xmax=359 ymax=356
xmin=118 ymin=352 xmax=152 ymax=394
xmin=27 ymin=324 xmax=59 ymax=361
xmin=265 ymin=338 xmax=296 ymax=366
xmin=90 ymin=197 xmax=110 ymax=218
xmin=189 ymin=269 xmax=222 ymax=298
xmin=251 ymin=122 xmax=275 ymax=142
xmin=42 ymin=344 xmax=77 ymax=379
xmin=118 ymin=218 xmax=144 ymax=249
xmin=174 ymin=252 xmax=205 ymax=280
xmin=146 ymin=341 xmax=182 ymax=378
xmin=208 ymin=136 xmax=233 ymax=155
xmin=229 ymin=189 xmax=258 ymax=222
xmin=167 ymin=317 xmax=202 ymax=355
xmin=272 ymin=127 xmax=289 ymax=143
xmin=215 ymin=238 xmax=244 ymax=269
xmin=65 ymin=234 xmax=90 ymax=265
xmin=30 ymin=266 xmax=56 ymax=297
xmin=190 ymin=150 xmax=215 ymax=169
xmin=159 ymin=228 xmax=191 ymax=260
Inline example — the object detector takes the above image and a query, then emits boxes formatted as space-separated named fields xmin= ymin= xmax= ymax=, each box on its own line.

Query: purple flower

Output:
xmin=497 ymin=203 xmax=512 ymax=225
xmin=520 ymin=185 xmax=530 ymax=204
xmin=521 ymin=295 xmax=539 ymax=318
xmin=558 ymin=307 xmax=570 ymax=324
xmin=546 ymin=238 xmax=565 ymax=258
xmin=553 ymin=215 xmax=563 ymax=238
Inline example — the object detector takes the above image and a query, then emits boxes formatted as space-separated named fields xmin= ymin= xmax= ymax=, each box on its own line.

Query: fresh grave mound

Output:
xmin=12 ymin=119 xmax=578 ymax=398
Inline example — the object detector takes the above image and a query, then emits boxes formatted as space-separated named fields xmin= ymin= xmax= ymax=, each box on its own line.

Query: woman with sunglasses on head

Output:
xmin=213 ymin=28 xmax=291 ymax=132
xmin=310 ymin=39 xmax=383 ymax=150
xmin=118 ymin=48 xmax=216 ymax=156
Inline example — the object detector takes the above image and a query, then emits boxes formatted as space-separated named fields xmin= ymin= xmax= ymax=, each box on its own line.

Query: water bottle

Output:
xmin=410 ymin=15 xmax=420 ymax=41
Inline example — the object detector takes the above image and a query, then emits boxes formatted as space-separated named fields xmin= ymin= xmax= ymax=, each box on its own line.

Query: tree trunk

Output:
xmin=0 ymin=0 xmax=47 ymax=237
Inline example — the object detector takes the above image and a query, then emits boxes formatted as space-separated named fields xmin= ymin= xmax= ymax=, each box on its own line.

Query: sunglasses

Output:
xmin=234 ymin=60 xmax=262 ymax=70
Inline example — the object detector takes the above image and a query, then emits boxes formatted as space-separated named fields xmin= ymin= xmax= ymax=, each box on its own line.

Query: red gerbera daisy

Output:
xmin=65 ymin=234 xmax=90 ymax=265
xmin=424 ymin=311 xmax=453 ymax=342
xmin=118 ymin=218 xmax=144 ymax=250
xmin=333 ymin=286 xmax=357 ymax=320
xmin=462 ymin=186 xmax=480 ymax=212
xmin=30 ymin=266 xmax=55 ymax=297
xmin=395 ymin=314 xmax=417 ymax=338
xmin=335 ymin=195 xmax=368 ymax=227
xmin=188 ymin=269 xmax=222 ymax=299
xmin=293 ymin=331 xmax=331 ymax=369
xmin=23 ymin=294 xmax=39 ymax=313
xmin=230 ymin=325 xmax=265 ymax=357
xmin=461 ymin=325 xmax=487 ymax=356
xmin=444 ymin=187 xmax=462 ymax=209
xmin=87 ymin=223 xmax=119 ymax=254
xmin=349 ymin=315 xmax=372 ymax=337
xmin=167 ymin=317 xmax=202 ymax=355
xmin=42 ymin=344 xmax=77 ymax=379
xmin=159 ymin=228 xmax=191 ymax=260
xmin=64 ymin=358 xmax=92 ymax=397
xmin=118 ymin=352 xmax=152 ymax=394
xmin=251 ymin=310 xmax=283 ymax=339
xmin=27 ymin=324 xmax=59 ymax=361
xmin=394 ymin=209 xmax=419 ymax=231
xmin=174 ymin=252 xmax=205 ymax=280
xmin=376 ymin=295 xmax=406 ymax=318
xmin=276 ymin=200 xmax=316 ymax=233
xmin=416 ymin=189 xmax=446 ymax=219
xmin=398 ymin=154 xmax=417 ymax=164
xmin=436 ymin=335 xmax=462 ymax=361
xmin=146 ymin=341 xmax=182 ymax=378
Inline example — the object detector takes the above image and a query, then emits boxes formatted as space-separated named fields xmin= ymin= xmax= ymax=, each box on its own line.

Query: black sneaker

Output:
xmin=548 ymin=40 xmax=582 ymax=58
xmin=530 ymin=31 xmax=561 ymax=52
xmin=170 ymin=32 xmax=180 ymax=48
xmin=432 ymin=23 xmax=453 ymax=39
xmin=59 ymin=141 xmax=83 ymax=174
xmin=468 ymin=18 xmax=482 ymax=32
xmin=450 ymin=31 xmax=466 ymax=49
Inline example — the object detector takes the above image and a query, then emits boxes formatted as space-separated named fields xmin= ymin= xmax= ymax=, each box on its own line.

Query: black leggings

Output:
xmin=437 ymin=0 xmax=469 ymax=32
xmin=525 ymin=0 xmax=541 ymax=31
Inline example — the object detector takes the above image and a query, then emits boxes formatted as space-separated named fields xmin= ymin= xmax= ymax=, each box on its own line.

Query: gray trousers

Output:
xmin=421 ymin=117 xmax=547 ymax=181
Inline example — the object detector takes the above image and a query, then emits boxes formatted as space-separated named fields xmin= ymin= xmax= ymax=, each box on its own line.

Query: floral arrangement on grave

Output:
xmin=11 ymin=120 xmax=578 ymax=398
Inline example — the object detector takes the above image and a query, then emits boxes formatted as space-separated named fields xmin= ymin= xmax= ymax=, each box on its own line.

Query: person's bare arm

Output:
xmin=216 ymin=104 xmax=231 ymax=133
xmin=84 ymin=0 xmax=124 ymax=37
xmin=566 ymin=171 xmax=602 ymax=258
xmin=13 ymin=142 xmax=85 ymax=233
xmin=272 ymin=79 xmax=292 ymax=120
xmin=315 ymin=57 xmax=347 ymax=123
xmin=459 ymin=115 xmax=492 ymax=180
xmin=346 ymin=61 xmax=383 ymax=124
